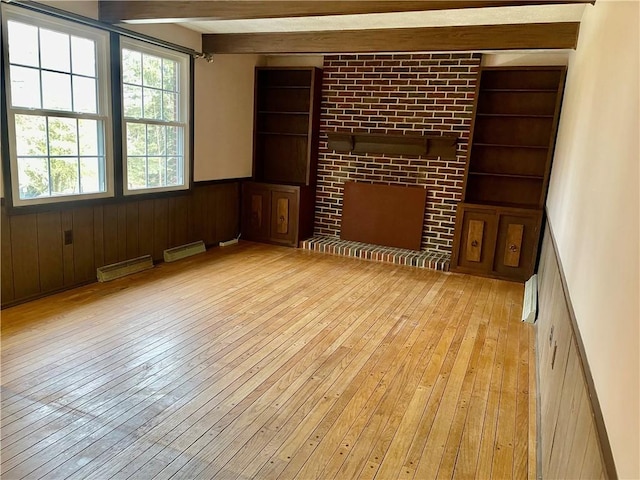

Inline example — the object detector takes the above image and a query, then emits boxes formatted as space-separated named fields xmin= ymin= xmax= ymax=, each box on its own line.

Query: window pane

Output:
xmin=166 ymin=126 xmax=179 ymax=155
xmin=127 ymin=157 xmax=147 ymax=189
xmin=78 ymin=119 xmax=99 ymax=156
xmin=166 ymin=157 xmax=180 ymax=185
xmin=143 ymin=88 xmax=161 ymax=120
xmin=80 ymin=157 xmax=101 ymax=193
xmin=18 ymin=157 xmax=50 ymax=199
xmin=147 ymin=157 xmax=164 ymax=187
xmin=123 ymin=85 xmax=142 ymax=118
xmin=162 ymin=60 xmax=176 ymax=91
xmin=14 ymin=115 xmax=47 ymax=156
xmin=142 ymin=54 xmax=162 ymax=88
xmin=163 ymin=92 xmax=176 ymax=121
xmin=122 ymin=49 xmax=142 ymax=85
xmin=147 ymin=124 xmax=165 ymax=155
xmin=42 ymin=71 xmax=72 ymax=111
xmin=10 ymin=66 xmax=41 ymax=108
xmin=40 ymin=29 xmax=71 ymax=73
xmin=50 ymin=158 xmax=79 ymax=195
xmin=126 ymin=123 xmax=146 ymax=156
xmin=71 ymin=36 xmax=96 ymax=77
xmin=8 ymin=21 xmax=39 ymax=67
xmin=48 ymin=117 xmax=78 ymax=156
xmin=73 ymin=76 xmax=97 ymax=114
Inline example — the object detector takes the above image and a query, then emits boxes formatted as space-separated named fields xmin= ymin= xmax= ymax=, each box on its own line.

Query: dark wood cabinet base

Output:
xmin=241 ymin=181 xmax=315 ymax=247
xmin=451 ymin=203 xmax=542 ymax=282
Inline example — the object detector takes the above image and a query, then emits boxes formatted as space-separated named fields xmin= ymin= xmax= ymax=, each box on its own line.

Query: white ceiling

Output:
xmin=179 ymin=3 xmax=587 ymax=34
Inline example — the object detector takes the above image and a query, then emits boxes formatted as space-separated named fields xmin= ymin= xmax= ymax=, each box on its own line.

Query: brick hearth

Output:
xmin=301 ymin=236 xmax=450 ymax=271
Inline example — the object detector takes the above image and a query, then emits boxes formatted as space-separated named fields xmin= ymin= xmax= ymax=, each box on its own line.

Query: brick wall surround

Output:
xmin=315 ymin=53 xmax=481 ymax=254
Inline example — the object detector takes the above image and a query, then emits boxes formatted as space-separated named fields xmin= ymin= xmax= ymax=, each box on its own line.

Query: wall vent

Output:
xmin=97 ymin=255 xmax=153 ymax=282
xmin=522 ymin=274 xmax=538 ymax=323
xmin=163 ymin=240 xmax=206 ymax=263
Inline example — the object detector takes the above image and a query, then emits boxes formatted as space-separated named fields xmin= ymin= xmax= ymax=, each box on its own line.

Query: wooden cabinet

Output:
xmin=242 ymin=183 xmax=271 ymax=242
xmin=269 ymin=188 xmax=298 ymax=246
xmin=242 ymin=67 xmax=322 ymax=247
xmin=452 ymin=66 xmax=565 ymax=281
xmin=242 ymin=182 xmax=315 ymax=247
xmin=493 ymin=211 xmax=541 ymax=279
xmin=452 ymin=204 xmax=498 ymax=274
xmin=452 ymin=203 xmax=542 ymax=282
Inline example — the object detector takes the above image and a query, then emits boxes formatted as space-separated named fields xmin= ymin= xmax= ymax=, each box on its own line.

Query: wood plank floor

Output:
xmin=0 ymin=241 xmax=535 ymax=480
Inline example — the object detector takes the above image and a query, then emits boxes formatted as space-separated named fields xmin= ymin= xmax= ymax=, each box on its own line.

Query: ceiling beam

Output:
xmin=98 ymin=1 xmax=594 ymax=23
xmin=202 ymin=22 xmax=580 ymax=54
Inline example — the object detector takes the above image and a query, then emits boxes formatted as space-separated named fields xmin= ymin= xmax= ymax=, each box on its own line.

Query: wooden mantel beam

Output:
xmin=99 ymin=1 xmax=594 ymax=23
xmin=202 ymin=22 xmax=581 ymax=54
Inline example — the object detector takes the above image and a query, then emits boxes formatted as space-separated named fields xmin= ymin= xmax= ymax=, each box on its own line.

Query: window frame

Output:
xmin=1 ymin=4 xmax=115 ymax=207
xmin=120 ymin=37 xmax=191 ymax=197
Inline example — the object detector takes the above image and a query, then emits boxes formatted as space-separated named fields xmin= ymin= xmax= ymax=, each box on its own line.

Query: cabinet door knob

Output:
xmin=509 ymin=244 xmax=518 ymax=252
xmin=280 ymin=215 xmax=285 ymax=222
xmin=471 ymin=240 xmax=478 ymax=247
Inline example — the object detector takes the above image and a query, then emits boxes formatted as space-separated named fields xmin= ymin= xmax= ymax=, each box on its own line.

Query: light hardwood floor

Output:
xmin=1 ymin=242 xmax=535 ymax=479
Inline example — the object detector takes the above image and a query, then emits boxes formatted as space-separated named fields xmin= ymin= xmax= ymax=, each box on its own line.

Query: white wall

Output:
xmin=546 ymin=1 xmax=640 ymax=477
xmin=193 ymin=54 xmax=264 ymax=180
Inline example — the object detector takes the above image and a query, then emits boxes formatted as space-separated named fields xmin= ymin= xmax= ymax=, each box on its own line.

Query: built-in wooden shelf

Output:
xmin=245 ymin=66 xmax=322 ymax=248
xmin=258 ymin=111 xmax=310 ymax=115
xmin=468 ymin=171 xmax=544 ymax=180
xmin=473 ymin=143 xmax=549 ymax=150
xmin=257 ymin=132 xmax=309 ymax=137
xmin=482 ymin=88 xmax=558 ymax=93
xmin=263 ymin=85 xmax=311 ymax=90
xmin=476 ymin=113 xmax=554 ymax=118
xmin=452 ymin=66 xmax=567 ymax=282
xmin=326 ymin=131 xmax=458 ymax=160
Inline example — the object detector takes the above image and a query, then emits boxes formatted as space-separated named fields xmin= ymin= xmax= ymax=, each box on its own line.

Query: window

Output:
xmin=121 ymin=39 xmax=190 ymax=195
xmin=1 ymin=4 xmax=194 ymax=209
xmin=3 ymin=6 xmax=113 ymax=206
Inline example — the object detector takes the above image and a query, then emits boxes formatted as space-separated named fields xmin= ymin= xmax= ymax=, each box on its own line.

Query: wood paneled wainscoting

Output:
xmin=536 ymin=224 xmax=614 ymax=479
xmin=1 ymin=243 xmax=536 ymax=479
xmin=1 ymin=181 xmax=240 ymax=308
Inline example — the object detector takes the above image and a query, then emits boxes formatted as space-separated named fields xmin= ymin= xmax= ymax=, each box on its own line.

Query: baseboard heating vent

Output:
xmin=97 ymin=255 xmax=153 ymax=282
xmin=163 ymin=240 xmax=206 ymax=263
xmin=522 ymin=274 xmax=538 ymax=324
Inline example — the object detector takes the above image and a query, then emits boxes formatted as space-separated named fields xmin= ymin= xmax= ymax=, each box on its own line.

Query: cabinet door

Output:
xmin=270 ymin=189 xmax=299 ymax=246
xmin=492 ymin=211 xmax=542 ymax=281
xmin=452 ymin=205 xmax=498 ymax=274
xmin=242 ymin=184 xmax=271 ymax=241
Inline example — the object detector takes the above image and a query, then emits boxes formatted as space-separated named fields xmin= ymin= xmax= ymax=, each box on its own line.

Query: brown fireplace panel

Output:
xmin=340 ymin=181 xmax=427 ymax=251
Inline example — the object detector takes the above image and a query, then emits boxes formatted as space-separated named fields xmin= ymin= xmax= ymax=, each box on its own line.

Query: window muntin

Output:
xmin=3 ymin=6 xmax=113 ymax=205
xmin=121 ymin=39 xmax=190 ymax=194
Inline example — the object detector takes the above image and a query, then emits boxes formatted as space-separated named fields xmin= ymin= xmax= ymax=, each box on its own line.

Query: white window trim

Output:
xmin=2 ymin=4 xmax=114 ymax=207
xmin=120 ymin=37 xmax=191 ymax=196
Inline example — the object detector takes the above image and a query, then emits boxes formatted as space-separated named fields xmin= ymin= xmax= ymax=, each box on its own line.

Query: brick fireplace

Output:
xmin=312 ymin=53 xmax=481 ymax=260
